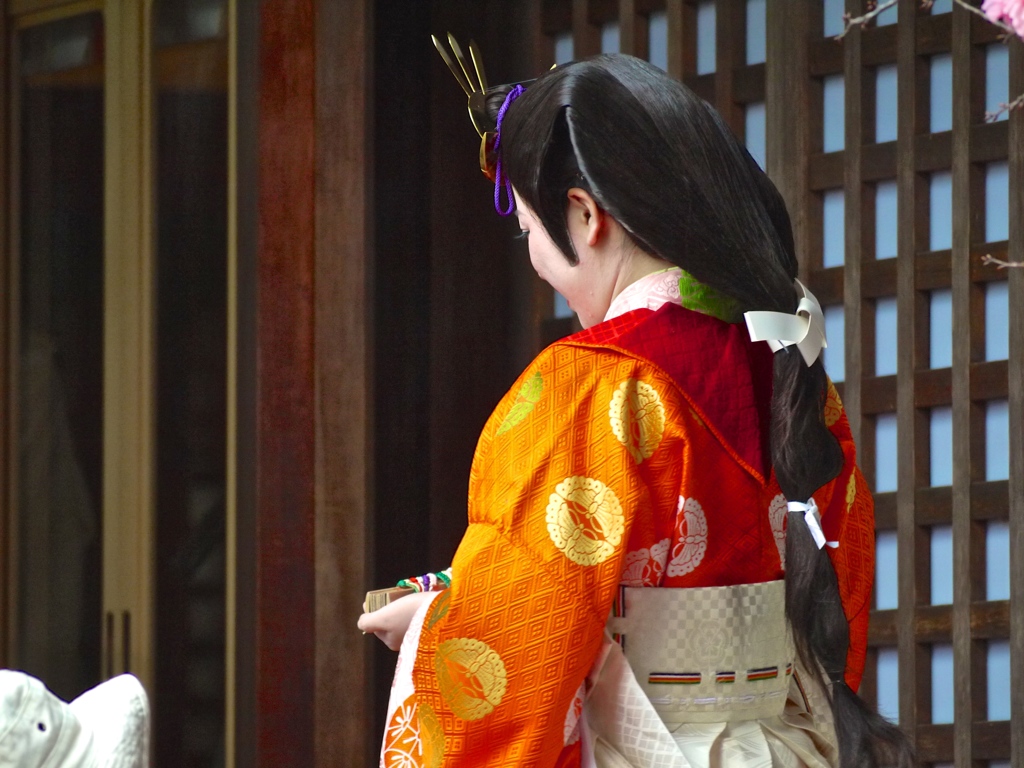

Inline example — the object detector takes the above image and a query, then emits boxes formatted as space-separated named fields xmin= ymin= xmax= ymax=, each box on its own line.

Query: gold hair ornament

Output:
xmin=432 ymin=33 xmax=541 ymax=182
xmin=432 ymin=33 xmax=499 ymax=179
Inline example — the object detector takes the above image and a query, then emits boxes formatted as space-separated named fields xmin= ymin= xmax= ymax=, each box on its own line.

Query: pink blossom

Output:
xmin=983 ymin=0 xmax=1024 ymax=38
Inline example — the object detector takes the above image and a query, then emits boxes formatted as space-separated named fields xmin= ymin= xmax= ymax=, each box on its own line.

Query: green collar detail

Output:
xmin=677 ymin=268 xmax=742 ymax=323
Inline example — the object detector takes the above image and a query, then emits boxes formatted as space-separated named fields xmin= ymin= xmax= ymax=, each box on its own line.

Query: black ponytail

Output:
xmin=495 ymin=54 xmax=914 ymax=768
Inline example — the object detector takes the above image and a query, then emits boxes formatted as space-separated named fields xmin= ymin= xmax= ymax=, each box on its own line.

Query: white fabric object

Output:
xmin=604 ymin=268 xmax=683 ymax=322
xmin=583 ymin=582 xmax=839 ymax=768
xmin=605 ymin=584 xmax=793 ymax=723
xmin=786 ymin=499 xmax=838 ymax=550
xmin=743 ymin=280 xmax=827 ymax=367
xmin=380 ymin=590 xmax=440 ymax=732
xmin=0 ymin=670 xmax=149 ymax=768
xmin=582 ymin=637 xmax=693 ymax=768
xmin=768 ymin=495 xmax=788 ymax=570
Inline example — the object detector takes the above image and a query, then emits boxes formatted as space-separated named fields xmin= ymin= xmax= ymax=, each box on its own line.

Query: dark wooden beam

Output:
xmin=238 ymin=1 xmax=376 ymax=765
xmin=950 ymin=5 xmax=976 ymax=762
xmin=232 ymin=0 xmax=259 ymax=764
xmin=573 ymin=0 xmax=601 ymax=57
xmin=252 ymin=1 xmax=317 ymax=764
xmin=765 ymin=0 xmax=812 ymax=273
xmin=0 ymin=0 xmax=11 ymax=669
xmin=1007 ymin=31 xmax=1024 ymax=768
xmin=314 ymin=0 xmax=374 ymax=766
xmin=665 ymin=0 xmax=695 ymax=82
xmin=895 ymin=0 xmax=923 ymax=738
xmin=618 ymin=0 xmax=649 ymax=60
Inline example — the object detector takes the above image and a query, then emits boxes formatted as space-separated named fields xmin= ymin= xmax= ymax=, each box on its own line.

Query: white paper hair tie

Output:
xmin=786 ymin=498 xmax=838 ymax=550
xmin=743 ymin=279 xmax=827 ymax=367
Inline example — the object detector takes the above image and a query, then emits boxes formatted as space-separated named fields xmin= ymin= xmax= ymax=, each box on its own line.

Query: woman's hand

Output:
xmin=357 ymin=591 xmax=434 ymax=651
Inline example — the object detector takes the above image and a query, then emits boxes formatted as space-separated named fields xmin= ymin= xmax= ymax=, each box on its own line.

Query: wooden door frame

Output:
xmin=0 ymin=0 xmax=154 ymax=687
xmin=0 ymin=0 xmax=11 ymax=670
xmin=103 ymin=0 xmax=156 ymax=693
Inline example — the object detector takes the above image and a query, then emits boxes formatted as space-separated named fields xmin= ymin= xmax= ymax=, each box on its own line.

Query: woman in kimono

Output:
xmin=359 ymin=53 xmax=913 ymax=768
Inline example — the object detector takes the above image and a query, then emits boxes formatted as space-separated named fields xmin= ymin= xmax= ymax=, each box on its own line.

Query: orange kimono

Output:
xmin=381 ymin=273 xmax=874 ymax=768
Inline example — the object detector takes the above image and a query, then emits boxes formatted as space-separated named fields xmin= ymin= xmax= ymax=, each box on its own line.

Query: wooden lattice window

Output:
xmin=798 ymin=3 xmax=1019 ymax=764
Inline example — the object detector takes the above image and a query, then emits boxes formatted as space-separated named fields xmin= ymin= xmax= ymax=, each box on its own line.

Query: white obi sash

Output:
xmin=607 ymin=581 xmax=794 ymax=723
xmin=579 ymin=581 xmax=838 ymax=768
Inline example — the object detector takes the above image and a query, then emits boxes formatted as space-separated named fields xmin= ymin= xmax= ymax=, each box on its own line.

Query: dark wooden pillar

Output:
xmin=0 ymin=0 xmax=9 ymax=669
xmin=1007 ymin=33 xmax=1024 ymax=768
xmin=235 ymin=0 xmax=374 ymax=765
xmin=253 ymin=1 xmax=317 ymax=764
xmin=313 ymin=0 xmax=375 ymax=765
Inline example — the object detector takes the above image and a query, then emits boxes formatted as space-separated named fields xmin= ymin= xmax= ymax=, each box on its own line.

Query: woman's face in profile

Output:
xmin=512 ymin=190 xmax=611 ymax=329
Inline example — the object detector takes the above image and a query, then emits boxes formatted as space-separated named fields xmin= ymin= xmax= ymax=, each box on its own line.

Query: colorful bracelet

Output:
xmin=397 ymin=567 xmax=453 ymax=593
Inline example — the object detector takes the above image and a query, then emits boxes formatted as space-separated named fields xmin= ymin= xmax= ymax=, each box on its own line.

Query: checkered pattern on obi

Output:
xmin=605 ymin=581 xmax=794 ymax=723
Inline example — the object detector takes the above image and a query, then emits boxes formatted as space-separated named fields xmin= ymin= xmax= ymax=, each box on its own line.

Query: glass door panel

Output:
xmin=12 ymin=10 xmax=105 ymax=703
xmin=153 ymin=1 xmax=228 ymax=765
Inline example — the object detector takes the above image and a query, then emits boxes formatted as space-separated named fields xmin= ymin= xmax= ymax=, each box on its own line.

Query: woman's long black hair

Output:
xmin=491 ymin=55 xmax=914 ymax=768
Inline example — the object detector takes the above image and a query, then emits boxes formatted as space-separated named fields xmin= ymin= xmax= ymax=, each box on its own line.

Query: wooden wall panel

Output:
xmin=511 ymin=0 xmax=557 ymax=369
xmin=426 ymin=0 xmax=543 ymax=568
xmin=712 ymin=0 xmax=742 ymax=132
xmin=371 ymin=0 xmax=433 ymax=754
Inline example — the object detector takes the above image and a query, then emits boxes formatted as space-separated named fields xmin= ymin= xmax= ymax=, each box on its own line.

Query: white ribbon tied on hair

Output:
xmin=786 ymin=498 xmax=838 ymax=550
xmin=743 ymin=279 xmax=827 ymax=367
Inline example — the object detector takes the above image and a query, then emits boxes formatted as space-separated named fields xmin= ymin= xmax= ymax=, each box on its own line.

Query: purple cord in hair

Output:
xmin=493 ymin=84 xmax=525 ymax=216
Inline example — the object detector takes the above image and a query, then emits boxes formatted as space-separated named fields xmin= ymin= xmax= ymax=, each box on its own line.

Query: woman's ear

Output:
xmin=566 ymin=187 xmax=605 ymax=248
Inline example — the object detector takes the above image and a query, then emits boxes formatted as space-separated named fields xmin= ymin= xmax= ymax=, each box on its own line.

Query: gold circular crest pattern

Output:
xmin=546 ymin=476 xmax=625 ymax=566
xmin=435 ymin=638 xmax=508 ymax=721
xmin=846 ymin=471 xmax=858 ymax=511
xmin=609 ymin=379 xmax=666 ymax=464
xmin=382 ymin=696 xmax=445 ymax=768
xmin=824 ymin=380 xmax=844 ymax=428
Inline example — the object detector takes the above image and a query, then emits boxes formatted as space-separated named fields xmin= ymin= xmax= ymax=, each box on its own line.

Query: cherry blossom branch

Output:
xmin=981 ymin=254 xmax=1024 ymax=268
xmin=837 ymin=0 xmax=1017 ymax=40
xmin=835 ymin=0 xmax=898 ymax=39
xmin=838 ymin=1 xmax=1024 ymax=121
xmin=985 ymin=92 xmax=1024 ymax=121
